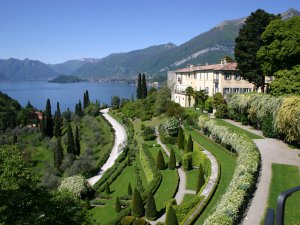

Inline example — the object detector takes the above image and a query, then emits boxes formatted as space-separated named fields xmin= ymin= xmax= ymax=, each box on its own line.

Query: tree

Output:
xmin=128 ymin=182 xmax=132 ymax=196
xmin=74 ymin=126 xmax=80 ymax=156
xmin=165 ymin=204 xmax=178 ymax=225
xmin=196 ymin=163 xmax=205 ymax=193
xmin=194 ymin=90 xmax=208 ymax=109
xmin=111 ymin=95 xmax=121 ymax=109
xmin=156 ymin=87 xmax=171 ymax=114
xmin=177 ymin=127 xmax=184 ymax=150
xmin=67 ymin=123 xmax=75 ymax=155
xmin=78 ymin=100 xmax=83 ymax=117
xmin=44 ymin=98 xmax=53 ymax=137
xmin=185 ymin=86 xmax=194 ymax=107
xmin=145 ymin=191 xmax=157 ymax=220
xmin=83 ymin=90 xmax=90 ymax=109
xmin=141 ymin=73 xmax=147 ymax=99
xmin=224 ymin=55 xmax=234 ymax=63
xmin=132 ymin=188 xmax=145 ymax=217
xmin=212 ymin=92 xmax=226 ymax=109
xmin=234 ymin=9 xmax=278 ymax=92
xmin=136 ymin=73 xmax=142 ymax=99
xmin=115 ymin=196 xmax=121 ymax=212
xmin=168 ymin=148 xmax=176 ymax=170
xmin=204 ymin=97 xmax=213 ymax=113
xmin=54 ymin=102 xmax=62 ymax=137
xmin=257 ymin=16 xmax=300 ymax=76
xmin=156 ymin=150 xmax=165 ymax=170
xmin=54 ymin=137 xmax=64 ymax=170
xmin=105 ymin=183 xmax=110 ymax=195
xmin=186 ymin=135 xmax=193 ymax=153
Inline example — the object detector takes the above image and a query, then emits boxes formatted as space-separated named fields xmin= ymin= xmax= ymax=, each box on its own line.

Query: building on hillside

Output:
xmin=168 ymin=58 xmax=257 ymax=107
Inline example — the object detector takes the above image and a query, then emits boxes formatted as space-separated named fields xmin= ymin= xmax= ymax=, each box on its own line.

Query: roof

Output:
xmin=175 ymin=62 xmax=237 ymax=73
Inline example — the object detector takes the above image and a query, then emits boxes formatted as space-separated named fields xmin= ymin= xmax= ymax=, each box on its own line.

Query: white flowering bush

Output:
xmin=164 ymin=117 xmax=180 ymax=137
xmin=58 ymin=175 xmax=93 ymax=198
xmin=198 ymin=116 xmax=260 ymax=225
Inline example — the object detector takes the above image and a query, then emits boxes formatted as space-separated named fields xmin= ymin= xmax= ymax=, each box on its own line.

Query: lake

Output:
xmin=0 ymin=81 xmax=136 ymax=111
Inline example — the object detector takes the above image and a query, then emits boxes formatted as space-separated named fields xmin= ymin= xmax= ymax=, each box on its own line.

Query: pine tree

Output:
xmin=67 ymin=123 xmax=75 ymax=155
xmin=44 ymin=99 xmax=53 ymax=137
xmin=165 ymin=205 xmax=178 ymax=225
xmin=115 ymin=196 xmax=121 ymax=212
xmin=105 ymin=183 xmax=110 ymax=195
xmin=177 ymin=127 xmax=184 ymax=150
xmin=75 ymin=126 xmax=80 ymax=156
xmin=136 ymin=73 xmax=142 ymax=99
xmin=168 ymin=148 xmax=176 ymax=170
xmin=132 ymin=188 xmax=144 ymax=218
xmin=128 ymin=182 xmax=132 ymax=196
xmin=54 ymin=137 xmax=64 ymax=170
xmin=187 ymin=135 xmax=193 ymax=153
xmin=145 ymin=191 xmax=157 ymax=220
xmin=141 ymin=73 xmax=147 ymax=99
xmin=196 ymin=163 xmax=205 ymax=194
xmin=54 ymin=102 xmax=62 ymax=137
xmin=156 ymin=150 xmax=165 ymax=170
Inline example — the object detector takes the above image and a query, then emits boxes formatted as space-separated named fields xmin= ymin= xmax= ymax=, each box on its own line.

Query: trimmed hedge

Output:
xmin=158 ymin=125 xmax=177 ymax=144
xmin=198 ymin=116 xmax=260 ymax=225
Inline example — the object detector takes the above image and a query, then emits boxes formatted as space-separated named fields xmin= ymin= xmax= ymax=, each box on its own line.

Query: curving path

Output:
xmin=87 ymin=108 xmax=127 ymax=186
xmin=223 ymin=119 xmax=300 ymax=225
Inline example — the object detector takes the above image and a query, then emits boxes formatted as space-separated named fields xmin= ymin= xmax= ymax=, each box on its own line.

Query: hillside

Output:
xmin=48 ymin=75 xmax=86 ymax=83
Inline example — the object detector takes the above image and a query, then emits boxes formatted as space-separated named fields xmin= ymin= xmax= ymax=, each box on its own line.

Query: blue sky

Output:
xmin=0 ymin=0 xmax=299 ymax=64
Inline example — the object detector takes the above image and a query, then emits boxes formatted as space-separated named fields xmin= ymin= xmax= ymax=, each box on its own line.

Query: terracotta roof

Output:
xmin=175 ymin=62 xmax=237 ymax=73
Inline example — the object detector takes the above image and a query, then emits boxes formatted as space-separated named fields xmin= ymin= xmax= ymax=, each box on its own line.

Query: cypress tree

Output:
xmin=168 ymin=148 xmax=176 ymax=170
xmin=75 ymin=103 xmax=79 ymax=116
xmin=115 ymin=196 xmax=121 ymax=212
xmin=54 ymin=137 xmax=64 ymax=170
xmin=75 ymin=126 xmax=80 ymax=156
xmin=141 ymin=73 xmax=147 ymax=99
xmin=131 ymin=94 xmax=134 ymax=102
xmin=145 ymin=191 xmax=157 ymax=220
xmin=78 ymin=100 xmax=83 ymax=117
xmin=44 ymin=99 xmax=53 ymax=137
xmin=177 ymin=127 xmax=184 ymax=150
xmin=40 ymin=116 xmax=45 ymax=136
xmin=128 ymin=182 xmax=132 ymax=196
xmin=165 ymin=205 xmax=178 ymax=225
xmin=67 ymin=123 xmax=75 ymax=155
xmin=54 ymin=102 xmax=62 ymax=137
xmin=196 ymin=163 xmax=205 ymax=194
xmin=136 ymin=73 xmax=142 ymax=99
xmin=156 ymin=150 xmax=165 ymax=170
xmin=83 ymin=90 xmax=90 ymax=109
xmin=132 ymin=188 xmax=144 ymax=218
xmin=105 ymin=183 xmax=110 ymax=195
xmin=187 ymin=135 xmax=193 ymax=153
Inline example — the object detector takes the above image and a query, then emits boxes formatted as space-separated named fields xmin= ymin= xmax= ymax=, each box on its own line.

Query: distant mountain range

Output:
xmin=0 ymin=8 xmax=299 ymax=81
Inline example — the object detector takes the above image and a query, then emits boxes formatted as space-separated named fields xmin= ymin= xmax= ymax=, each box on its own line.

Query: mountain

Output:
xmin=48 ymin=58 xmax=100 ymax=75
xmin=0 ymin=58 xmax=57 ymax=81
xmin=0 ymin=73 xmax=8 ymax=81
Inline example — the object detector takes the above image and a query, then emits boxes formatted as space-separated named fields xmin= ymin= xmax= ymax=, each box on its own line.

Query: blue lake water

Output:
xmin=0 ymin=81 xmax=136 ymax=111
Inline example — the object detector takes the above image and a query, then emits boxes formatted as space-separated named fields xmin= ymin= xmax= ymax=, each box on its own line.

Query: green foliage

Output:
xmin=0 ymin=92 xmax=21 ymax=130
xmin=132 ymin=188 xmax=145 ymax=218
xmin=133 ymin=218 xmax=149 ymax=225
xmin=204 ymin=97 xmax=213 ymax=113
xmin=173 ymin=196 xmax=203 ymax=222
xmin=74 ymin=126 xmax=81 ymax=156
xmin=269 ymin=66 xmax=300 ymax=96
xmin=44 ymin=98 xmax=54 ymax=137
xmin=166 ymin=101 xmax=185 ymax=118
xmin=145 ymin=191 xmax=157 ymax=220
xmin=212 ymin=92 xmax=226 ymax=109
xmin=156 ymin=87 xmax=171 ymax=114
xmin=83 ymin=90 xmax=90 ymax=109
xmin=137 ymin=73 xmax=142 ymax=99
xmin=261 ymin=113 xmax=277 ymax=138
xmin=186 ymin=135 xmax=194 ymax=153
xmin=121 ymin=216 xmax=135 ymax=225
xmin=196 ymin=164 xmax=205 ymax=193
xmin=234 ymin=9 xmax=278 ymax=91
xmin=214 ymin=104 xmax=228 ymax=118
xmin=165 ymin=117 xmax=180 ymax=137
xmin=168 ymin=148 xmax=176 ymax=170
xmin=165 ymin=204 xmax=179 ymax=225
xmin=142 ymin=126 xmax=156 ymax=141
xmin=75 ymin=100 xmax=83 ymax=117
xmin=141 ymin=73 xmax=148 ymax=99
xmin=67 ymin=123 xmax=76 ymax=155
xmin=58 ymin=175 xmax=93 ymax=198
xmin=194 ymin=90 xmax=208 ymax=110
xmin=177 ymin=126 xmax=184 ymax=149
xmin=185 ymin=86 xmax=194 ymax=107
xmin=111 ymin=95 xmax=121 ymax=109
xmin=105 ymin=182 xmax=111 ymax=194
xmin=156 ymin=149 xmax=165 ymax=170
xmin=258 ymin=16 xmax=300 ymax=75
xmin=54 ymin=137 xmax=64 ymax=170
xmin=48 ymin=75 xmax=85 ymax=83
xmin=139 ymin=146 xmax=154 ymax=183
xmin=159 ymin=125 xmax=177 ymax=145
xmin=54 ymin=102 xmax=62 ymax=137
xmin=183 ymin=153 xmax=193 ymax=171
xmin=128 ymin=182 xmax=133 ymax=196
xmin=116 ymin=196 xmax=121 ymax=212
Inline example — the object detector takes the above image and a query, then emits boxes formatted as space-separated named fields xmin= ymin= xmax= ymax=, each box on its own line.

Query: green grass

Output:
xmin=214 ymin=118 xmax=264 ymax=139
xmin=184 ymin=129 xmax=236 ymax=225
xmin=181 ymin=194 xmax=196 ymax=205
xmin=186 ymin=169 xmax=198 ymax=190
xmin=263 ymin=164 xmax=300 ymax=225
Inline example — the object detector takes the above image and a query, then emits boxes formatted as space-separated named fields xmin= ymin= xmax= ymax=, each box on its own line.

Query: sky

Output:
xmin=0 ymin=0 xmax=299 ymax=64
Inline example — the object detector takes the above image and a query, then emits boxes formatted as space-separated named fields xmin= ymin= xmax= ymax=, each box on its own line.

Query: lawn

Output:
xmin=181 ymin=194 xmax=196 ymax=205
xmin=214 ymin=118 xmax=264 ymax=139
xmin=186 ymin=169 xmax=198 ymax=190
xmin=263 ymin=164 xmax=300 ymax=225
xmin=184 ymin=129 xmax=236 ymax=225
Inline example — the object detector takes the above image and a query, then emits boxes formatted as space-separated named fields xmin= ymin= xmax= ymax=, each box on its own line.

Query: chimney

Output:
xmin=206 ymin=62 xmax=208 ymax=66
xmin=221 ymin=59 xmax=224 ymax=65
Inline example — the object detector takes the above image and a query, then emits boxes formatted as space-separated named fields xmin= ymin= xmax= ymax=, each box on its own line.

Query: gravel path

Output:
xmin=87 ymin=108 xmax=127 ymax=186
xmin=223 ymin=119 xmax=300 ymax=225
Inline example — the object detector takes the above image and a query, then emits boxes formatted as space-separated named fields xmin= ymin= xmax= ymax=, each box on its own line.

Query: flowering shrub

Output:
xmin=58 ymin=175 xmax=93 ymax=198
xmin=198 ymin=116 xmax=260 ymax=225
xmin=164 ymin=117 xmax=180 ymax=137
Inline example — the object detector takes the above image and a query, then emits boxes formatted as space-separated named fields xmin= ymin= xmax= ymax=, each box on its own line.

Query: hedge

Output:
xmin=198 ymin=116 xmax=260 ymax=225
xmin=158 ymin=124 xmax=177 ymax=144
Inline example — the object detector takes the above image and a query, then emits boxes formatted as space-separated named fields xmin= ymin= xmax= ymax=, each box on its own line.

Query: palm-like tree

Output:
xmin=185 ymin=86 xmax=194 ymax=107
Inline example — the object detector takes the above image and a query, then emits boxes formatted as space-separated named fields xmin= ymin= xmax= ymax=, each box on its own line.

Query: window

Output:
xmin=233 ymin=88 xmax=239 ymax=93
xmin=242 ymin=88 xmax=251 ymax=93
xmin=223 ymin=88 xmax=230 ymax=95
xmin=205 ymin=87 xmax=209 ymax=93
xmin=234 ymin=74 xmax=241 ymax=80
xmin=225 ymin=72 xmax=231 ymax=80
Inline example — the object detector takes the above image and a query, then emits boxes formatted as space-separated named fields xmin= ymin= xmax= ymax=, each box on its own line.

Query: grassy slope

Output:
xmin=184 ymin=129 xmax=236 ymax=225
xmin=186 ymin=169 xmax=198 ymax=190
xmin=181 ymin=194 xmax=196 ymax=205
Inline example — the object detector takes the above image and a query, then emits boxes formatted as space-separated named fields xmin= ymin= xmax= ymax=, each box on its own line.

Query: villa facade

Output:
xmin=168 ymin=58 xmax=256 ymax=107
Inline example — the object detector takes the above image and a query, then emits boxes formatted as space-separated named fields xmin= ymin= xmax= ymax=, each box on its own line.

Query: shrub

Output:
xmin=174 ymin=196 xmax=203 ymax=222
xmin=116 ymin=196 xmax=121 ymax=212
xmin=177 ymin=127 xmax=184 ymax=149
xmin=214 ymin=104 xmax=228 ymax=118
xmin=128 ymin=182 xmax=133 ymax=196
xmin=196 ymin=164 xmax=205 ymax=193
xmin=183 ymin=153 xmax=193 ymax=171
xmin=165 ymin=205 xmax=179 ymax=225
xmin=204 ymin=97 xmax=213 ymax=113
xmin=156 ymin=150 xmax=165 ymax=170
xmin=212 ymin=92 xmax=226 ymax=109
xmin=133 ymin=218 xmax=149 ymax=225
xmin=132 ymin=189 xmax=145 ymax=218
xmin=186 ymin=135 xmax=194 ymax=153
xmin=145 ymin=191 xmax=157 ymax=220
xmin=159 ymin=125 xmax=177 ymax=144
xmin=261 ymin=113 xmax=277 ymax=138
xmin=165 ymin=117 xmax=180 ymax=137
xmin=105 ymin=183 xmax=111 ymax=194
xmin=168 ymin=148 xmax=176 ymax=170
xmin=143 ymin=126 xmax=156 ymax=141
xmin=121 ymin=216 xmax=135 ymax=225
